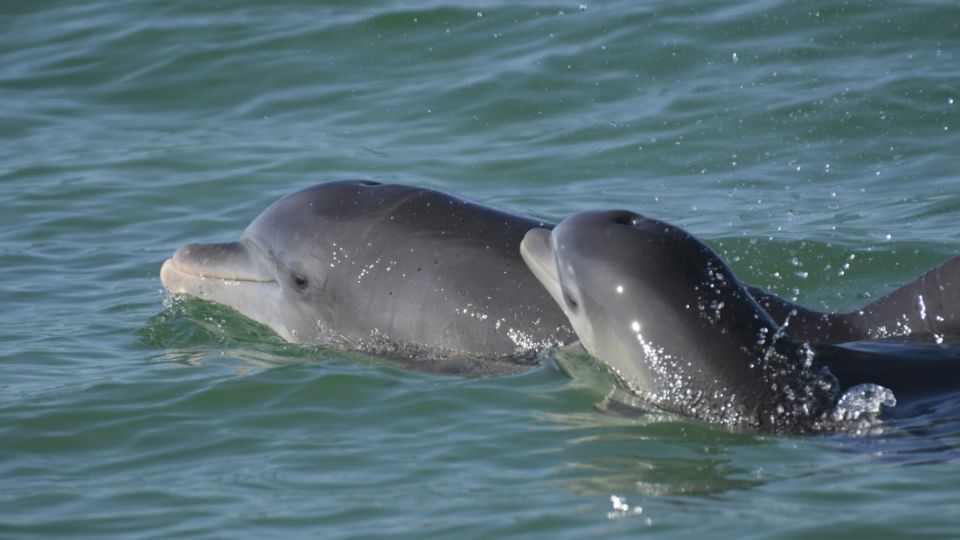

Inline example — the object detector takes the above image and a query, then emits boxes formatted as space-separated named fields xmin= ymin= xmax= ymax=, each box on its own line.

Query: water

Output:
xmin=2 ymin=0 xmax=959 ymax=537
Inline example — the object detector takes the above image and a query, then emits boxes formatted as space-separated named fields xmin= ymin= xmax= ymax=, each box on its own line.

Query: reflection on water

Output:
xmin=140 ymin=296 xmax=284 ymax=347
xmin=139 ymin=296 xmax=368 ymax=373
xmin=540 ymin=344 xmax=771 ymax=496
xmin=142 ymin=294 xmax=960 ymax=510
xmin=543 ymin=341 xmax=960 ymax=499
xmin=559 ymin=451 xmax=765 ymax=497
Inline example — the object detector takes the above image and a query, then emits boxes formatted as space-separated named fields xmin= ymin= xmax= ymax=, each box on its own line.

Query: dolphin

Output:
xmin=521 ymin=209 xmax=960 ymax=430
xmin=160 ymin=180 xmax=576 ymax=374
xmin=521 ymin=209 xmax=841 ymax=430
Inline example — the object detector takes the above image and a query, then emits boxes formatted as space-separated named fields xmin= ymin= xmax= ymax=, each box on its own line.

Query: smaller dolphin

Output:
xmin=521 ymin=210 xmax=839 ymax=431
xmin=521 ymin=210 xmax=960 ymax=431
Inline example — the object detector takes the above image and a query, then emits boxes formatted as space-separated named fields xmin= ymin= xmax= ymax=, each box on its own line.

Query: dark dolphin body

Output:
xmin=520 ymin=210 xmax=960 ymax=431
xmin=161 ymin=180 xmax=575 ymax=374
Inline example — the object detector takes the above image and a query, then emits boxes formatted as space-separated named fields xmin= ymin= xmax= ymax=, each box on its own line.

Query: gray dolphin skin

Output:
xmin=161 ymin=180 xmax=575 ymax=373
xmin=521 ymin=210 xmax=840 ymax=430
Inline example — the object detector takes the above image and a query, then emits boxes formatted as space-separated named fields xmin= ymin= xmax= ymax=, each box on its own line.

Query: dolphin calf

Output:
xmin=521 ymin=210 xmax=840 ymax=430
xmin=161 ymin=180 xmax=576 ymax=374
xmin=520 ymin=209 xmax=960 ymax=430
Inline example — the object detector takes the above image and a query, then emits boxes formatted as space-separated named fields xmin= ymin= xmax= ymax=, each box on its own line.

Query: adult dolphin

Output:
xmin=520 ymin=209 xmax=960 ymax=430
xmin=161 ymin=180 xmax=576 ymax=374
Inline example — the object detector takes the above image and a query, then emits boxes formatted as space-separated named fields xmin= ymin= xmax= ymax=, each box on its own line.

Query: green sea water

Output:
xmin=2 ymin=1 xmax=960 ymax=538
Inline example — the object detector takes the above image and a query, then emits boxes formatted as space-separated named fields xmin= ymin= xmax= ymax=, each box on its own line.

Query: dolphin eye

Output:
xmin=292 ymin=274 xmax=309 ymax=290
xmin=562 ymin=287 xmax=579 ymax=311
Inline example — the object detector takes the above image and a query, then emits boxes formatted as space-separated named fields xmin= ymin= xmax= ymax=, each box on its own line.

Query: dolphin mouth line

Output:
xmin=519 ymin=228 xmax=564 ymax=307
xmin=520 ymin=243 xmax=558 ymax=284
xmin=162 ymin=257 xmax=275 ymax=284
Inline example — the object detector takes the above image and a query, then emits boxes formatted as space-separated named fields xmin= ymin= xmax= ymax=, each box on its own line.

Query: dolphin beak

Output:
xmin=520 ymin=228 xmax=565 ymax=310
xmin=161 ymin=241 xmax=274 ymax=290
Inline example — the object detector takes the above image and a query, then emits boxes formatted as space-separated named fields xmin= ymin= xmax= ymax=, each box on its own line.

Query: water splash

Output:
xmin=607 ymin=495 xmax=647 ymax=521
xmin=830 ymin=383 xmax=897 ymax=422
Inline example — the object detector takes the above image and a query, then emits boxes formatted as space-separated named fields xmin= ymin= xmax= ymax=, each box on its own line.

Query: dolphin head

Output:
xmin=521 ymin=210 xmax=713 ymax=395
xmin=160 ymin=182 xmax=378 ymax=342
xmin=521 ymin=209 xmax=838 ymax=429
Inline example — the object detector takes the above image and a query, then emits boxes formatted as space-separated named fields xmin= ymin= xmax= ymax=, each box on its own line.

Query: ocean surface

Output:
xmin=2 ymin=0 xmax=959 ymax=538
